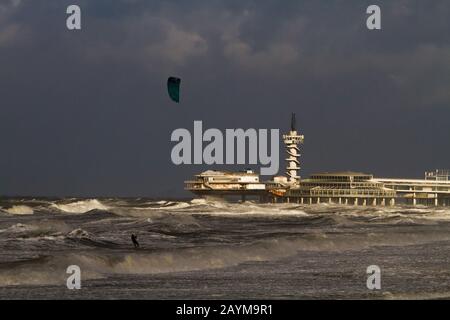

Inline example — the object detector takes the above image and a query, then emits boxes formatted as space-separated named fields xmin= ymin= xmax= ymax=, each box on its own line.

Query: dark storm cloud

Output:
xmin=1 ymin=0 xmax=449 ymax=197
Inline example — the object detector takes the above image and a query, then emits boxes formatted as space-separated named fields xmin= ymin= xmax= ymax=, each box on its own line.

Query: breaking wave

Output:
xmin=4 ymin=198 xmax=450 ymax=223
xmin=67 ymin=228 xmax=91 ymax=238
xmin=1 ymin=205 xmax=34 ymax=215
xmin=51 ymin=199 xmax=109 ymax=214
xmin=0 ymin=221 xmax=73 ymax=240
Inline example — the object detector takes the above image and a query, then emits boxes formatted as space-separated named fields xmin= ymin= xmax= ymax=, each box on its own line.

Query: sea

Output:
xmin=1 ymin=197 xmax=450 ymax=299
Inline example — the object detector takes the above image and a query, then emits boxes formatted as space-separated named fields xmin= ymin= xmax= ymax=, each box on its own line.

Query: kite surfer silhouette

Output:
xmin=131 ymin=233 xmax=140 ymax=249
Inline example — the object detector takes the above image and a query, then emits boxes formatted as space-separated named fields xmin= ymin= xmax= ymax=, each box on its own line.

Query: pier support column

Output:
xmin=362 ymin=199 xmax=367 ymax=206
xmin=381 ymin=198 xmax=386 ymax=206
xmin=300 ymin=198 xmax=304 ymax=204
xmin=286 ymin=197 xmax=290 ymax=204
xmin=329 ymin=198 xmax=332 ymax=204
xmin=309 ymin=198 xmax=312 ymax=204
xmin=390 ymin=198 xmax=395 ymax=206
xmin=435 ymin=196 xmax=438 ymax=206
xmin=345 ymin=198 xmax=349 ymax=205
xmin=317 ymin=197 xmax=321 ymax=204
xmin=338 ymin=197 xmax=342 ymax=205
xmin=372 ymin=198 xmax=377 ymax=206
xmin=354 ymin=198 xmax=359 ymax=206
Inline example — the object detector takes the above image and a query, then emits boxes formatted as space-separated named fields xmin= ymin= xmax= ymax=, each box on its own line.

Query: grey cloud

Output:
xmin=81 ymin=15 xmax=208 ymax=70
xmin=0 ymin=0 xmax=25 ymax=47
xmin=0 ymin=23 xmax=21 ymax=46
xmin=221 ymin=13 xmax=305 ymax=72
xmin=144 ymin=19 xmax=208 ymax=65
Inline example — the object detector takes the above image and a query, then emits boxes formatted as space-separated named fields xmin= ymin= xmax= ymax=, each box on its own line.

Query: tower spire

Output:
xmin=283 ymin=113 xmax=304 ymax=185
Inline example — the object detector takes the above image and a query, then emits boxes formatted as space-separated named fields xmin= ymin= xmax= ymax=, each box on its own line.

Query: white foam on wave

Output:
xmin=161 ymin=202 xmax=192 ymax=210
xmin=51 ymin=199 xmax=109 ymax=214
xmin=67 ymin=228 xmax=91 ymax=238
xmin=110 ymin=201 xmax=195 ymax=216
xmin=193 ymin=202 xmax=309 ymax=217
xmin=200 ymin=208 xmax=309 ymax=217
xmin=0 ymin=223 xmax=29 ymax=233
xmin=312 ymin=205 xmax=450 ymax=224
xmin=419 ymin=209 xmax=450 ymax=221
xmin=109 ymin=200 xmax=309 ymax=218
xmin=189 ymin=198 xmax=210 ymax=205
xmin=2 ymin=205 xmax=34 ymax=215
xmin=0 ymin=221 xmax=72 ymax=238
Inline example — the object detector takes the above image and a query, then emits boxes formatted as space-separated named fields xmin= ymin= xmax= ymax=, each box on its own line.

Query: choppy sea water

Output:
xmin=1 ymin=197 xmax=450 ymax=299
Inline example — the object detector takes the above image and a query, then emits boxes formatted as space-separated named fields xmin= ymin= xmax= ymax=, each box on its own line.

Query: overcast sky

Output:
xmin=1 ymin=0 xmax=449 ymax=197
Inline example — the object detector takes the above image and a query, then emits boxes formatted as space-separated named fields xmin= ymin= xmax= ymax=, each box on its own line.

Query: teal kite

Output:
xmin=167 ymin=77 xmax=181 ymax=103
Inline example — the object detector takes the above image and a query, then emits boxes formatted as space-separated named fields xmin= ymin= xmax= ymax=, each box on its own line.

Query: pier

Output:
xmin=184 ymin=115 xmax=450 ymax=207
xmin=376 ymin=172 xmax=450 ymax=206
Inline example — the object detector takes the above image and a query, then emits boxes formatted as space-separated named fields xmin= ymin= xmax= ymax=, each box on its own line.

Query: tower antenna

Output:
xmin=291 ymin=113 xmax=296 ymax=131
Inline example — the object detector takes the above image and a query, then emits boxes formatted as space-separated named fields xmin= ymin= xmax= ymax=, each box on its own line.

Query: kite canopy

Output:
xmin=167 ymin=77 xmax=181 ymax=103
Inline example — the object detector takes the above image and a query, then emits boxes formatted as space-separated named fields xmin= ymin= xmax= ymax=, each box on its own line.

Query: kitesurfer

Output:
xmin=131 ymin=233 xmax=140 ymax=248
